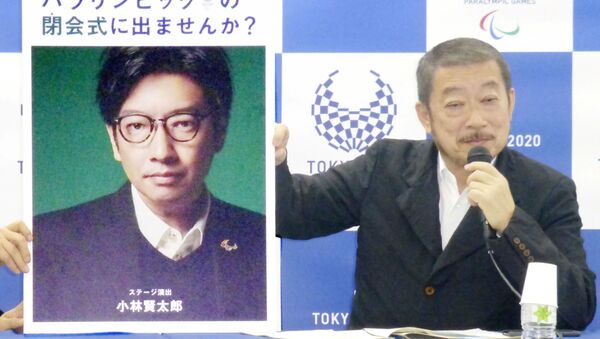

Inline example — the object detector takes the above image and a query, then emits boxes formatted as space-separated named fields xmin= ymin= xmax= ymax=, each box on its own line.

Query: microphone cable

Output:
xmin=483 ymin=224 xmax=522 ymax=299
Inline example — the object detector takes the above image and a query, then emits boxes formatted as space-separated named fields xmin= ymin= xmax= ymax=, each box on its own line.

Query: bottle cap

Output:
xmin=520 ymin=262 xmax=557 ymax=307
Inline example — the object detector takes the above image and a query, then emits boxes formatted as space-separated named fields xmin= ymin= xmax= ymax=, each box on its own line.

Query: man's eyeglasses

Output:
xmin=113 ymin=112 xmax=209 ymax=143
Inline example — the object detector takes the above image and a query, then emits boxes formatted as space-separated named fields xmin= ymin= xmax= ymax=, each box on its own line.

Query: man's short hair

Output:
xmin=97 ymin=46 xmax=232 ymax=139
xmin=416 ymin=37 xmax=512 ymax=107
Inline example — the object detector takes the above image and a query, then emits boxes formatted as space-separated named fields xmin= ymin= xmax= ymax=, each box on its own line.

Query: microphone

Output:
xmin=467 ymin=145 xmax=492 ymax=164
xmin=467 ymin=146 xmax=493 ymax=240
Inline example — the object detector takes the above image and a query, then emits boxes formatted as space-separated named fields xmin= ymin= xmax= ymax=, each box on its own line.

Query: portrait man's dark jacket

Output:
xmin=34 ymin=184 xmax=266 ymax=321
xmin=277 ymin=139 xmax=596 ymax=331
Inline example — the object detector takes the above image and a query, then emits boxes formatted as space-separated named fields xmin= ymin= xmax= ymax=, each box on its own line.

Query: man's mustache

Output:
xmin=459 ymin=132 xmax=495 ymax=143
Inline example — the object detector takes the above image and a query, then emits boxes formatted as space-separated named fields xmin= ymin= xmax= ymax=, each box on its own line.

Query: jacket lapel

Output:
xmin=431 ymin=206 xmax=483 ymax=274
xmin=395 ymin=143 xmax=443 ymax=258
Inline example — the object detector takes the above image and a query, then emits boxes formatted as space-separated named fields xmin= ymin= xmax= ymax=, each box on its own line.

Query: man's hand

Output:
xmin=464 ymin=162 xmax=515 ymax=233
xmin=0 ymin=302 xmax=23 ymax=332
xmin=0 ymin=221 xmax=33 ymax=274
xmin=273 ymin=124 xmax=289 ymax=166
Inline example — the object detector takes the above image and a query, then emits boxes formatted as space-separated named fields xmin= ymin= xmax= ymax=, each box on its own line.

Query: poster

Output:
xmin=22 ymin=0 xmax=280 ymax=334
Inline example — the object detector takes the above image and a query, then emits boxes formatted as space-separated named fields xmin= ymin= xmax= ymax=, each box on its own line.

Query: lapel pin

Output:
xmin=220 ymin=239 xmax=238 ymax=252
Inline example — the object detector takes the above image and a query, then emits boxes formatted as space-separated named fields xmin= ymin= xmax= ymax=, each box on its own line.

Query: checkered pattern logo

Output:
xmin=311 ymin=70 xmax=397 ymax=152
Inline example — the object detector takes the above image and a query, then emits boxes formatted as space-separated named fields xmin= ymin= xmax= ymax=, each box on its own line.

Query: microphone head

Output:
xmin=467 ymin=146 xmax=492 ymax=164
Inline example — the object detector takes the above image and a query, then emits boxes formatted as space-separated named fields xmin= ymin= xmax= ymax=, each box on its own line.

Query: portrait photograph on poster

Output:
xmin=25 ymin=45 xmax=276 ymax=333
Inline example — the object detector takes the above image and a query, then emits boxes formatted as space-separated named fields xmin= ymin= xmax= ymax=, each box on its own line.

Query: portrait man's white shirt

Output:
xmin=132 ymin=185 xmax=210 ymax=261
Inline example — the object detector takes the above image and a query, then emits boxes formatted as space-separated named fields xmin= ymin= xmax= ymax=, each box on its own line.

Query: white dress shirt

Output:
xmin=437 ymin=153 xmax=471 ymax=250
xmin=437 ymin=153 xmax=499 ymax=249
xmin=132 ymin=185 xmax=210 ymax=261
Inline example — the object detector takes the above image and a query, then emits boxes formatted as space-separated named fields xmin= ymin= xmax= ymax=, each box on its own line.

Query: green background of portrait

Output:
xmin=32 ymin=46 xmax=265 ymax=215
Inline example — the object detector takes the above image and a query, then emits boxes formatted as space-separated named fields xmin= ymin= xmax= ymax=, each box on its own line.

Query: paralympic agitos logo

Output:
xmin=480 ymin=10 xmax=520 ymax=40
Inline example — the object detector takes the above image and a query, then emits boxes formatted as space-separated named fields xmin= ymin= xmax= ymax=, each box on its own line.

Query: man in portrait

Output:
xmin=33 ymin=47 xmax=266 ymax=322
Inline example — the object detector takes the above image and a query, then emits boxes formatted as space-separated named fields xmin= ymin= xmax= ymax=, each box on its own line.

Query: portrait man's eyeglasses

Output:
xmin=113 ymin=112 xmax=209 ymax=143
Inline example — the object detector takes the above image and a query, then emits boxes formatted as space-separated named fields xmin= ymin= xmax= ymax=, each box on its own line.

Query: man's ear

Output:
xmin=415 ymin=101 xmax=432 ymax=134
xmin=508 ymin=87 xmax=515 ymax=123
xmin=210 ymin=117 xmax=227 ymax=153
xmin=105 ymin=124 xmax=122 ymax=162
xmin=213 ymin=132 xmax=226 ymax=153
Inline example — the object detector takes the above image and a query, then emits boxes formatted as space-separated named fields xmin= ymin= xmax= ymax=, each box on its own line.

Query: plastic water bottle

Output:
xmin=521 ymin=303 xmax=556 ymax=339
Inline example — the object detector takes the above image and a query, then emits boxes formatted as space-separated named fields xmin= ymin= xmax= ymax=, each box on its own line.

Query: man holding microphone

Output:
xmin=273 ymin=37 xmax=595 ymax=331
